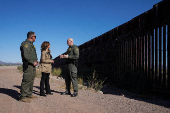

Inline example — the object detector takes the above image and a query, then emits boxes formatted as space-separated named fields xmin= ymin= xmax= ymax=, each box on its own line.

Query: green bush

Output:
xmin=51 ymin=67 xmax=62 ymax=78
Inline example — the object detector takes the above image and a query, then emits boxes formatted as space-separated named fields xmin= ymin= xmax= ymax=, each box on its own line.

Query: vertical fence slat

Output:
xmin=134 ymin=37 xmax=136 ymax=71
xmin=145 ymin=35 xmax=148 ymax=77
xmin=138 ymin=37 xmax=141 ymax=69
xmin=168 ymin=24 xmax=170 ymax=90
xmin=118 ymin=40 xmax=121 ymax=79
xmin=135 ymin=38 xmax=137 ymax=71
xmin=152 ymin=29 xmax=155 ymax=83
xmin=137 ymin=37 xmax=139 ymax=69
xmin=148 ymin=33 xmax=151 ymax=80
xmin=155 ymin=28 xmax=158 ymax=86
xmin=159 ymin=27 xmax=162 ymax=86
xmin=121 ymin=42 xmax=123 ymax=77
xmin=125 ymin=41 xmax=127 ymax=69
xmin=131 ymin=40 xmax=133 ymax=71
xmin=123 ymin=40 xmax=125 ymax=72
xmin=127 ymin=40 xmax=130 ymax=68
xmin=163 ymin=25 xmax=166 ymax=87
xmin=141 ymin=35 xmax=145 ymax=72
xmin=132 ymin=37 xmax=135 ymax=71
xmin=129 ymin=40 xmax=132 ymax=73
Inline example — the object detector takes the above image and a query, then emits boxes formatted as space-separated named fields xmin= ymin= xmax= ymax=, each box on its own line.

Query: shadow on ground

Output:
xmin=0 ymin=88 xmax=20 ymax=100
xmin=101 ymin=86 xmax=170 ymax=109
xmin=14 ymin=85 xmax=40 ymax=95
xmin=33 ymin=86 xmax=63 ymax=94
xmin=13 ymin=85 xmax=63 ymax=96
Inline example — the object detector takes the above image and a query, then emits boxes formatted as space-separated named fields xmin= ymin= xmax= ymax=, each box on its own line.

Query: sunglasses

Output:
xmin=32 ymin=36 xmax=36 ymax=38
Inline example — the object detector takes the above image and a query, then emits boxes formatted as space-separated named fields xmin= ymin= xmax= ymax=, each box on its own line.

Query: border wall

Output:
xmin=53 ymin=0 xmax=170 ymax=96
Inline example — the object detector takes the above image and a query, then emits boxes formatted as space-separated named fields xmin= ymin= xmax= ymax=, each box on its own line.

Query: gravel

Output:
xmin=0 ymin=66 xmax=170 ymax=113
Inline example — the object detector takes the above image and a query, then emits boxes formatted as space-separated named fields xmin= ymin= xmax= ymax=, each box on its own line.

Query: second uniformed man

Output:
xmin=60 ymin=38 xmax=79 ymax=97
xmin=19 ymin=31 xmax=39 ymax=102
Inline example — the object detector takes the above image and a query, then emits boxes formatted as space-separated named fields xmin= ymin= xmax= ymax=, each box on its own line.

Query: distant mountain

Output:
xmin=0 ymin=61 xmax=22 ymax=65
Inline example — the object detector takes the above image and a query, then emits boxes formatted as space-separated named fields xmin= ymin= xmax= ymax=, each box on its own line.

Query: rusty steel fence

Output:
xmin=53 ymin=0 xmax=170 ymax=96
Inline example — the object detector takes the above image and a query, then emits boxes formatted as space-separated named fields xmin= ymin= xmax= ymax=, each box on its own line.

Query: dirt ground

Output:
xmin=0 ymin=66 xmax=170 ymax=113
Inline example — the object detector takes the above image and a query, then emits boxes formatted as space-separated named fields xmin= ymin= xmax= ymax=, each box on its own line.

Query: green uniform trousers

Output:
xmin=65 ymin=64 xmax=78 ymax=93
xmin=20 ymin=65 xmax=36 ymax=99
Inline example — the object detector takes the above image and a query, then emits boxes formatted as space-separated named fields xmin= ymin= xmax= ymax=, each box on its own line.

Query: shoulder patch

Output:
xmin=24 ymin=44 xmax=28 ymax=48
xmin=68 ymin=48 xmax=71 ymax=51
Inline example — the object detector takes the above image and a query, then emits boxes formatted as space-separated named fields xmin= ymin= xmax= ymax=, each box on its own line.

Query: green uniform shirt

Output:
xmin=66 ymin=44 xmax=79 ymax=64
xmin=20 ymin=39 xmax=38 ymax=65
xmin=65 ymin=45 xmax=79 ymax=73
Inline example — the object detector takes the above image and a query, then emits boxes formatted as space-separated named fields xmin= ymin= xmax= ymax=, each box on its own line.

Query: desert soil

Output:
xmin=0 ymin=66 xmax=170 ymax=113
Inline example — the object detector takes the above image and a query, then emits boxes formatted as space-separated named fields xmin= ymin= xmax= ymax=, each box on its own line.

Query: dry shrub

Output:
xmin=35 ymin=67 xmax=42 ymax=78
xmin=87 ymin=70 xmax=106 ymax=91
xmin=51 ymin=67 xmax=62 ymax=78
xmin=17 ymin=65 xmax=23 ymax=72
xmin=78 ymin=76 xmax=84 ymax=85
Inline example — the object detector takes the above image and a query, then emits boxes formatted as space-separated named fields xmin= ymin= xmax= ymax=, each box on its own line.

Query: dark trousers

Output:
xmin=20 ymin=65 xmax=35 ymax=99
xmin=40 ymin=72 xmax=51 ymax=94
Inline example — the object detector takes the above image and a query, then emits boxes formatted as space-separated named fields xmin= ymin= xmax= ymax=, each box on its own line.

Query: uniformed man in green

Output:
xmin=19 ymin=31 xmax=39 ymax=102
xmin=60 ymin=38 xmax=79 ymax=97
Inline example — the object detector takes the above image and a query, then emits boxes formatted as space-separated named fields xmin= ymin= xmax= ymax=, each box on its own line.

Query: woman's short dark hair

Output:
xmin=41 ymin=41 xmax=50 ymax=51
xmin=27 ymin=31 xmax=35 ymax=39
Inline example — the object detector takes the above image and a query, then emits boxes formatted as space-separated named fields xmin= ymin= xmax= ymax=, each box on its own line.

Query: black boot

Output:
xmin=40 ymin=93 xmax=46 ymax=97
xmin=71 ymin=92 xmax=78 ymax=97
xmin=61 ymin=91 xmax=71 ymax=95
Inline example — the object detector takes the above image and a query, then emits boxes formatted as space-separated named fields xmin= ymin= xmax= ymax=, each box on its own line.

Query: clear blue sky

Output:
xmin=0 ymin=0 xmax=162 ymax=63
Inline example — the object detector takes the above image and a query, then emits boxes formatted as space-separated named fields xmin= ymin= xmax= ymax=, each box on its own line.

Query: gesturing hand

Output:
xmin=63 ymin=54 xmax=68 ymax=58
xmin=59 ymin=55 xmax=64 ymax=58
xmin=33 ymin=62 xmax=38 ymax=66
